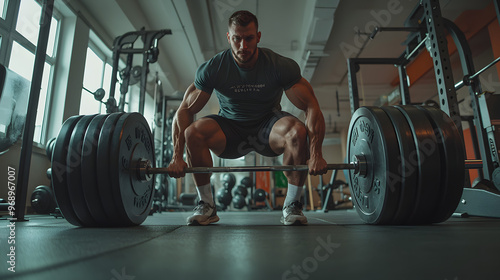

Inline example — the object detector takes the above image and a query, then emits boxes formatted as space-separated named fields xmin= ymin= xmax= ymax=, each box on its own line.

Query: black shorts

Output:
xmin=204 ymin=111 xmax=293 ymax=159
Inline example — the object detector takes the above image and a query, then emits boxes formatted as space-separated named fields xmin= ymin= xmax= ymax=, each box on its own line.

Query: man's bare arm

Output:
xmin=284 ymin=78 xmax=327 ymax=175
xmin=168 ymin=83 xmax=211 ymax=177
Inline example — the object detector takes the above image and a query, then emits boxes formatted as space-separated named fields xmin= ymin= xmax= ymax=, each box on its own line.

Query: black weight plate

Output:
xmin=81 ymin=114 xmax=111 ymax=226
xmin=45 ymin=137 xmax=56 ymax=161
xmin=51 ymin=115 xmax=84 ymax=226
xmin=96 ymin=113 xmax=129 ymax=225
xmin=418 ymin=106 xmax=465 ymax=223
xmin=396 ymin=106 xmax=441 ymax=224
xmin=347 ymin=107 xmax=402 ymax=224
xmin=493 ymin=167 xmax=500 ymax=190
xmin=109 ymin=113 xmax=155 ymax=226
xmin=30 ymin=185 xmax=56 ymax=214
xmin=380 ymin=107 xmax=419 ymax=224
xmin=67 ymin=115 xmax=98 ymax=227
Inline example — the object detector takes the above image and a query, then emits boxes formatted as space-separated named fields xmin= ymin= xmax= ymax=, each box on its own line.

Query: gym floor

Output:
xmin=1 ymin=210 xmax=499 ymax=280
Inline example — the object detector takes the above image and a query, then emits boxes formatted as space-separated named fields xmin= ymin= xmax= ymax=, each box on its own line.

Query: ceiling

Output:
xmin=64 ymin=0 xmax=494 ymax=138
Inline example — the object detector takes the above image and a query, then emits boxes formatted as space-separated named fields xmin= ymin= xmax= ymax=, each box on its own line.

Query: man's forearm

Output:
xmin=305 ymin=107 xmax=325 ymax=157
xmin=171 ymin=107 xmax=194 ymax=159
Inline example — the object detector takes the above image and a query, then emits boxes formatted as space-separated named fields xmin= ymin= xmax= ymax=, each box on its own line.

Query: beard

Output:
xmin=232 ymin=47 xmax=257 ymax=65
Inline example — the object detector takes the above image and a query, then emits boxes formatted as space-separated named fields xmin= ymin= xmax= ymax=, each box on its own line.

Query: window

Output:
xmin=80 ymin=47 xmax=105 ymax=115
xmin=15 ymin=0 xmax=58 ymax=56
xmin=80 ymin=33 xmax=156 ymax=117
xmin=0 ymin=0 xmax=60 ymax=144
xmin=79 ymin=44 xmax=116 ymax=115
xmin=0 ymin=0 xmax=7 ymax=20
xmin=8 ymin=41 xmax=51 ymax=142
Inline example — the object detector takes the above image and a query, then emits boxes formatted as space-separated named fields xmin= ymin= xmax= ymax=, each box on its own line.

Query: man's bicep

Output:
xmin=284 ymin=78 xmax=319 ymax=111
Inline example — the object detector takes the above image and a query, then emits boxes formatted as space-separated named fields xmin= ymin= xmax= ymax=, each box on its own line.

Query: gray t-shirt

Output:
xmin=194 ymin=48 xmax=302 ymax=121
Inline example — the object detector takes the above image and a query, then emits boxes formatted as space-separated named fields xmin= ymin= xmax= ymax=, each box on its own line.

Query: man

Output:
xmin=167 ymin=10 xmax=327 ymax=226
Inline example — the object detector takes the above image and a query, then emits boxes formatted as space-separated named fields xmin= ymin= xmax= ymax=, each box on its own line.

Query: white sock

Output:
xmin=284 ymin=183 xmax=303 ymax=207
xmin=196 ymin=183 xmax=214 ymax=206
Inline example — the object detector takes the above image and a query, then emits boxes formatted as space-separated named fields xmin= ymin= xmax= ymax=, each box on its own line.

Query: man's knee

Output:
xmin=185 ymin=124 xmax=204 ymax=146
xmin=185 ymin=120 xmax=226 ymax=154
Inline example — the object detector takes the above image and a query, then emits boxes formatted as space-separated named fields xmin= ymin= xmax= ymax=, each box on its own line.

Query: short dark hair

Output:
xmin=228 ymin=10 xmax=258 ymax=30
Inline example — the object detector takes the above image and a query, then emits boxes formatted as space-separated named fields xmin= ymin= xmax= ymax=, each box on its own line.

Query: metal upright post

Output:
xmin=398 ymin=65 xmax=411 ymax=105
xmin=14 ymin=0 xmax=54 ymax=221
xmin=444 ymin=18 xmax=498 ymax=181
xmin=347 ymin=59 xmax=360 ymax=115
xmin=139 ymin=51 xmax=148 ymax=115
xmin=421 ymin=0 xmax=461 ymax=128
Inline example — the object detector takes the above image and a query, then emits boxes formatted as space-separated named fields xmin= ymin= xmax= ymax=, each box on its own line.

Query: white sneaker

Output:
xmin=187 ymin=201 xmax=219 ymax=226
xmin=280 ymin=201 xmax=308 ymax=226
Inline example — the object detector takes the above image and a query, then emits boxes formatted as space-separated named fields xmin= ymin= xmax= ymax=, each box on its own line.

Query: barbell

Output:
xmin=50 ymin=105 xmax=481 ymax=227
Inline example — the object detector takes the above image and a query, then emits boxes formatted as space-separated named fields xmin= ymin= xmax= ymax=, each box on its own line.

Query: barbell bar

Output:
xmin=135 ymin=160 xmax=361 ymax=182
xmin=454 ymin=56 xmax=500 ymax=90
xmin=136 ymin=158 xmax=484 ymax=181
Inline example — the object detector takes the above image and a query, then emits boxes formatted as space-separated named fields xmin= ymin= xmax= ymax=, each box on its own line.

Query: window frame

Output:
xmin=0 ymin=0 xmax=61 ymax=144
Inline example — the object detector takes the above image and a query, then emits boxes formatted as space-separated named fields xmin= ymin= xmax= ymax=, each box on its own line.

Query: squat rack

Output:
xmin=340 ymin=0 xmax=500 ymax=217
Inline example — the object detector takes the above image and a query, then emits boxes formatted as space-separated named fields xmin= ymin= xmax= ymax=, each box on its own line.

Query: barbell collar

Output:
xmin=136 ymin=158 xmax=153 ymax=182
xmin=354 ymin=154 xmax=367 ymax=177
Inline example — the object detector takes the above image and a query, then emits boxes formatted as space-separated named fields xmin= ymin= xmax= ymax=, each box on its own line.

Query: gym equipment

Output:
xmin=346 ymin=0 xmax=500 ymax=220
xmin=179 ymin=193 xmax=197 ymax=206
xmin=318 ymin=180 xmax=348 ymax=211
xmin=31 ymin=185 xmax=56 ymax=214
xmin=52 ymin=113 xmax=154 ymax=226
xmin=12 ymin=0 xmax=54 ymax=223
xmin=82 ymin=87 xmax=106 ymax=102
xmin=107 ymin=29 xmax=171 ymax=114
xmin=253 ymin=189 xmax=272 ymax=211
xmin=493 ymin=168 xmax=500 ymax=190
xmin=216 ymin=187 xmax=232 ymax=207
xmin=240 ymin=176 xmax=252 ymax=188
xmin=232 ymin=194 xmax=246 ymax=209
xmin=233 ymin=185 xmax=248 ymax=198
xmin=253 ymin=189 xmax=267 ymax=203
xmin=51 ymin=104 xmax=486 ymax=226
xmin=222 ymin=173 xmax=236 ymax=190
xmin=454 ymin=56 xmax=500 ymax=90
xmin=45 ymin=137 xmax=56 ymax=160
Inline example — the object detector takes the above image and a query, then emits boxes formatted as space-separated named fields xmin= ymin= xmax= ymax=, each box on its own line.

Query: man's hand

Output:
xmin=166 ymin=156 xmax=188 ymax=178
xmin=307 ymin=155 xmax=328 ymax=176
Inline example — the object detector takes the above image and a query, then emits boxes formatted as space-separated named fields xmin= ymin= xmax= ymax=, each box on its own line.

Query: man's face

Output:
xmin=227 ymin=22 xmax=261 ymax=66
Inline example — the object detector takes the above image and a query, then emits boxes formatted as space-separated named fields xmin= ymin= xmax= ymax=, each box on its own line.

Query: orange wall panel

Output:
xmin=487 ymin=20 xmax=500 ymax=81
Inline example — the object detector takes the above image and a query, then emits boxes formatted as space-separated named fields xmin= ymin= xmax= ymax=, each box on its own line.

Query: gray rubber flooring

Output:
xmin=1 ymin=210 xmax=500 ymax=280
